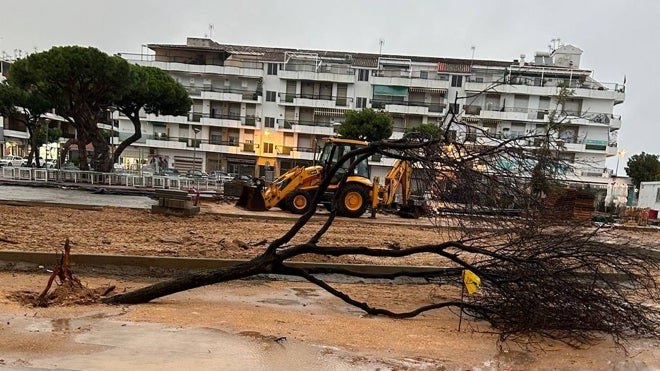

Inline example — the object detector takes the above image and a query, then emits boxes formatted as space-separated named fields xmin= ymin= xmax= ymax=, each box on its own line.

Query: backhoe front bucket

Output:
xmin=235 ymin=185 xmax=268 ymax=211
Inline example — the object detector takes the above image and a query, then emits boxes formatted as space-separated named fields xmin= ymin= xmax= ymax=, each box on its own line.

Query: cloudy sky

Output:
xmin=1 ymin=0 xmax=657 ymax=173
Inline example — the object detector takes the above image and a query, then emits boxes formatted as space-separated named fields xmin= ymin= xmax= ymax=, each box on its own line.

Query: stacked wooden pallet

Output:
xmin=544 ymin=189 xmax=595 ymax=221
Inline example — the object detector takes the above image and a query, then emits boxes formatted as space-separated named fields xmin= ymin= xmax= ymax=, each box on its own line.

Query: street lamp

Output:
xmin=615 ymin=149 xmax=626 ymax=177
xmin=193 ymin=127 xmax=201 ymax=172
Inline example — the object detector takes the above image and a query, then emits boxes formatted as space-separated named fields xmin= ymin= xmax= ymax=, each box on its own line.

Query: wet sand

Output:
xmin=0 ymin=271 xmax=658 ymax=370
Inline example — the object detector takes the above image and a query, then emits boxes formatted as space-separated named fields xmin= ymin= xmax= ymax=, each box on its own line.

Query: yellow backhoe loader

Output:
xmin=236 ymin=137 xmax=425 ymax=218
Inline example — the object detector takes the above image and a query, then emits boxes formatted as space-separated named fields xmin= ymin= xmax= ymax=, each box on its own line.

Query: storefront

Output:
xmin=227 ymin=155 xmax=257 ymax=177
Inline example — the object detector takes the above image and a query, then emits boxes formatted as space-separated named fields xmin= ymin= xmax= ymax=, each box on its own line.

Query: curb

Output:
xmin=0 ymin=250 xmax=443 ymax=276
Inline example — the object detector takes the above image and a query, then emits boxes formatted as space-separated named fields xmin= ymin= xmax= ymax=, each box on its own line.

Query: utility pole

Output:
xmin=193 ymin=127 xmax=201 ymax=172
xmin=615 ymin=149 xmax=626 ymax=177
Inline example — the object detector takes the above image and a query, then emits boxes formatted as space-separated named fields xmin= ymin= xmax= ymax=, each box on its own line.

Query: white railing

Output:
xmin=0 ymin=167 xmax=224 ymax=192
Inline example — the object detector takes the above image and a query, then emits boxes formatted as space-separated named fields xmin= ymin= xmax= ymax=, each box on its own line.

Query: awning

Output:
xmin=437 ymin=63 xmax=471 ymax=73
xmin=314 ymin=108 xmax=348 ymax=117
xmin=42 ymin=112 xmax=68 ymax=122
xmin=409 ymin=87 xmax=447 ymax=94
xmin=227 ymin=156 xmax=256 ymax=165
xmin=373 ymin=85 xmax=409 ymax=96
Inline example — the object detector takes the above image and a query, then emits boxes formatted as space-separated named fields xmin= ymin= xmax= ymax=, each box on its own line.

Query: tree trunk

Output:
xmin=112 ymin=111 xmax=142 ymax=166
xmin=90 ymin=130 xmax=111 ymax=172
xmin=103 ymin=258 xmax=272 ymax=304
xmin=26 ymin=125 xmax=36 ymax=166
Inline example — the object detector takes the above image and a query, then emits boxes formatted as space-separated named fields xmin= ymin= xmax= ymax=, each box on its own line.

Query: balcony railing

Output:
xmin=122 ymin=53 xmax=264 ymax=69
xmin=372 ymin=70 xmax=450 ymax=81
xmin=370 ymin=99 xmax=445 ymax=112
xmin=118 ymin=133 xmax=243 ymax=147
xmin=277 ymin=119 xmax=334 ymax=128
xmin=283 ymin=63 xmax=354 ymax=75
xmin=278 ymin=92 xmax=353 ymax=106
xmin=464 ymin=104 xmax=622 ymax=123
xmin=466 ymin=75 xmax=624 ymax=92
xmin=193 ymin=111 xmax=261 ymax=126
xmin=184 ymin=85 xmax=260 ymax=101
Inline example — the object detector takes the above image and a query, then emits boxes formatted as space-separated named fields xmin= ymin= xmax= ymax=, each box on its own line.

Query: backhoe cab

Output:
xmin=236 ymin=137 xmax=423 ymax=218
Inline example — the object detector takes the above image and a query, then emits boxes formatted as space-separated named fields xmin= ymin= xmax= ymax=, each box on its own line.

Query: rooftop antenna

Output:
xmin=379 ymin=39 xmax=384 ymax=55
xmin=208 ymin=24 xmax=214 ymax=39
xmin=470 ymin=45 xmax=476 ymax=64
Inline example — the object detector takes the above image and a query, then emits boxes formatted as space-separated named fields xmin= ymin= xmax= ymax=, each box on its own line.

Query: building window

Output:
xmin=419 ymin=71 xmax=428 ymax=79
xmin=263 ymin=143 xmax=274 ymax=154
xmin=451 ymin=75 xmax=463 ymax=87
xmin=267 ymin=63 xmax=278 ymax=75
xmin=356 ymin=97 xmax=367 ymax=108
xmin=264 ymin=117 xmax=275 ymax=128
xmin=449 ymin=103 xmax=460 ymax=114
xmin=358 ymin=69 xmax=369 ymax=81
xmin=266 ymin=91 xmax=277 ymax=102
xmin=210 ymin=134 xmax=222 ymax=144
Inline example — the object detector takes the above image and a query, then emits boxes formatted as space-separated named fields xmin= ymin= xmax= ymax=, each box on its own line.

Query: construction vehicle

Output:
xmin=236 ymin=137 xmax=424 ymax=218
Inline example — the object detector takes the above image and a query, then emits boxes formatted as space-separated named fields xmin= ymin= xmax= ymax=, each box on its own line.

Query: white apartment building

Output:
xmin=115 ymin=38 xmax=624 ymax=184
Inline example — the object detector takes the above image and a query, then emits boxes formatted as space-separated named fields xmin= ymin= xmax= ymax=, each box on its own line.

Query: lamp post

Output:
xmin=615 ymin=149 xmax=626 ymax=177
xmin=193 ymin=127 xmax=200 ymax=172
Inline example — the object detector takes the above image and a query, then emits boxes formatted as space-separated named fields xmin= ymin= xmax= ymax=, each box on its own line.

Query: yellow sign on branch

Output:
xmin=462 ymin=269 xmax=481 ymax=295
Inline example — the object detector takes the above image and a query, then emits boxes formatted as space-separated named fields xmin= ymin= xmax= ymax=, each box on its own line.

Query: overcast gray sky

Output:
xmin=1 ymin=0 xmax=657 ymax=173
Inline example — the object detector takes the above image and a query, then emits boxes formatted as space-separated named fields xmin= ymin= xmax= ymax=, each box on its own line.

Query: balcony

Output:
xmin=276 ymin=119 xmax=335 ymax=136
xmin=276 ymin=145 xmax=293 ymax=156
xmin=242 ymin=143 xmax=255 ymax=153
xmin=279 ymin=63 xmax=355 ymax=83
xmin=371 ymin=70 xmax=450 ymax=90
xmin=465 ymin=75 xmax=625 ymax=102
xmin=291 ymin=149 xmax=316 ymax=161
xmin=200 ymin=139 xmax=241 ymax=154
xmin=464 ymin=106 xmax=554 ymax=122
xmin=130 ymin=59 xmax=263 ymax=78
xmin=1 ymin=128 xmax=29 ymax=139
xmin=200 ymin=113 xmax=260 ymax=128
xmin=145 ymin=113 xmax=189 ymax=124
xmin=606 ymin=145 xmax=619 ymax=156
xmin=371 ymin=99 xmax=444 ymax=115
xmin=201 ymin=87 xmax=261 ymax=103
xmin=278 ymin=93 xmax=354 ymax=109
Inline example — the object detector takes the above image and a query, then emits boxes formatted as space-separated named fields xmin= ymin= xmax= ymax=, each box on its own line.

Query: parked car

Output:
xmin=25 ymin=157 xmax=46 ymax=167
xmin=44 ymin=159 xmax=58 ymax=168
xmin=231 ymin=174 xmax=255 ymax=186
xmin=208 ymin=171 xmax=233 ymax=183
xmin=185 ymin=169 xmax=208 ymax=179
xmin=159 ymin=168 xmax=180 ymax=177
xmin=0 ymin=155 xmax=24 ymax=167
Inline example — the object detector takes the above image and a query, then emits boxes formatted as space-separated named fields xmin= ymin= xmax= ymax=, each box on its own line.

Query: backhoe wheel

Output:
xmin=337 ymin=183 xmax=369 ymax=218
xmin=277 ymin=199 xmax=289 ymax=211
xmin=287 ymin=190 xmax=312 ymax=214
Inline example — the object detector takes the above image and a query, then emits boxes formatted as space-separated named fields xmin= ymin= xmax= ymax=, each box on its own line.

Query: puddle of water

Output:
xmin=291 ymin=287 xmax=320 ymax=298
xmin=257 ymin=298 xmax=302 ymax=306
xmin=2 ymin=315 xmax=396 ymax=370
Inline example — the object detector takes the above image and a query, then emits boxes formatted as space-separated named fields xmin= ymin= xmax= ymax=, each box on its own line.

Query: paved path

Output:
xmin=0 ymin=184 xmax=157 ymax=209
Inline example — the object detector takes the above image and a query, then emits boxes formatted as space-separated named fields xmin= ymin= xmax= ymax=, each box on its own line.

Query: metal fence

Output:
xmin=0 ymin=166 xmax=225 ymax=192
